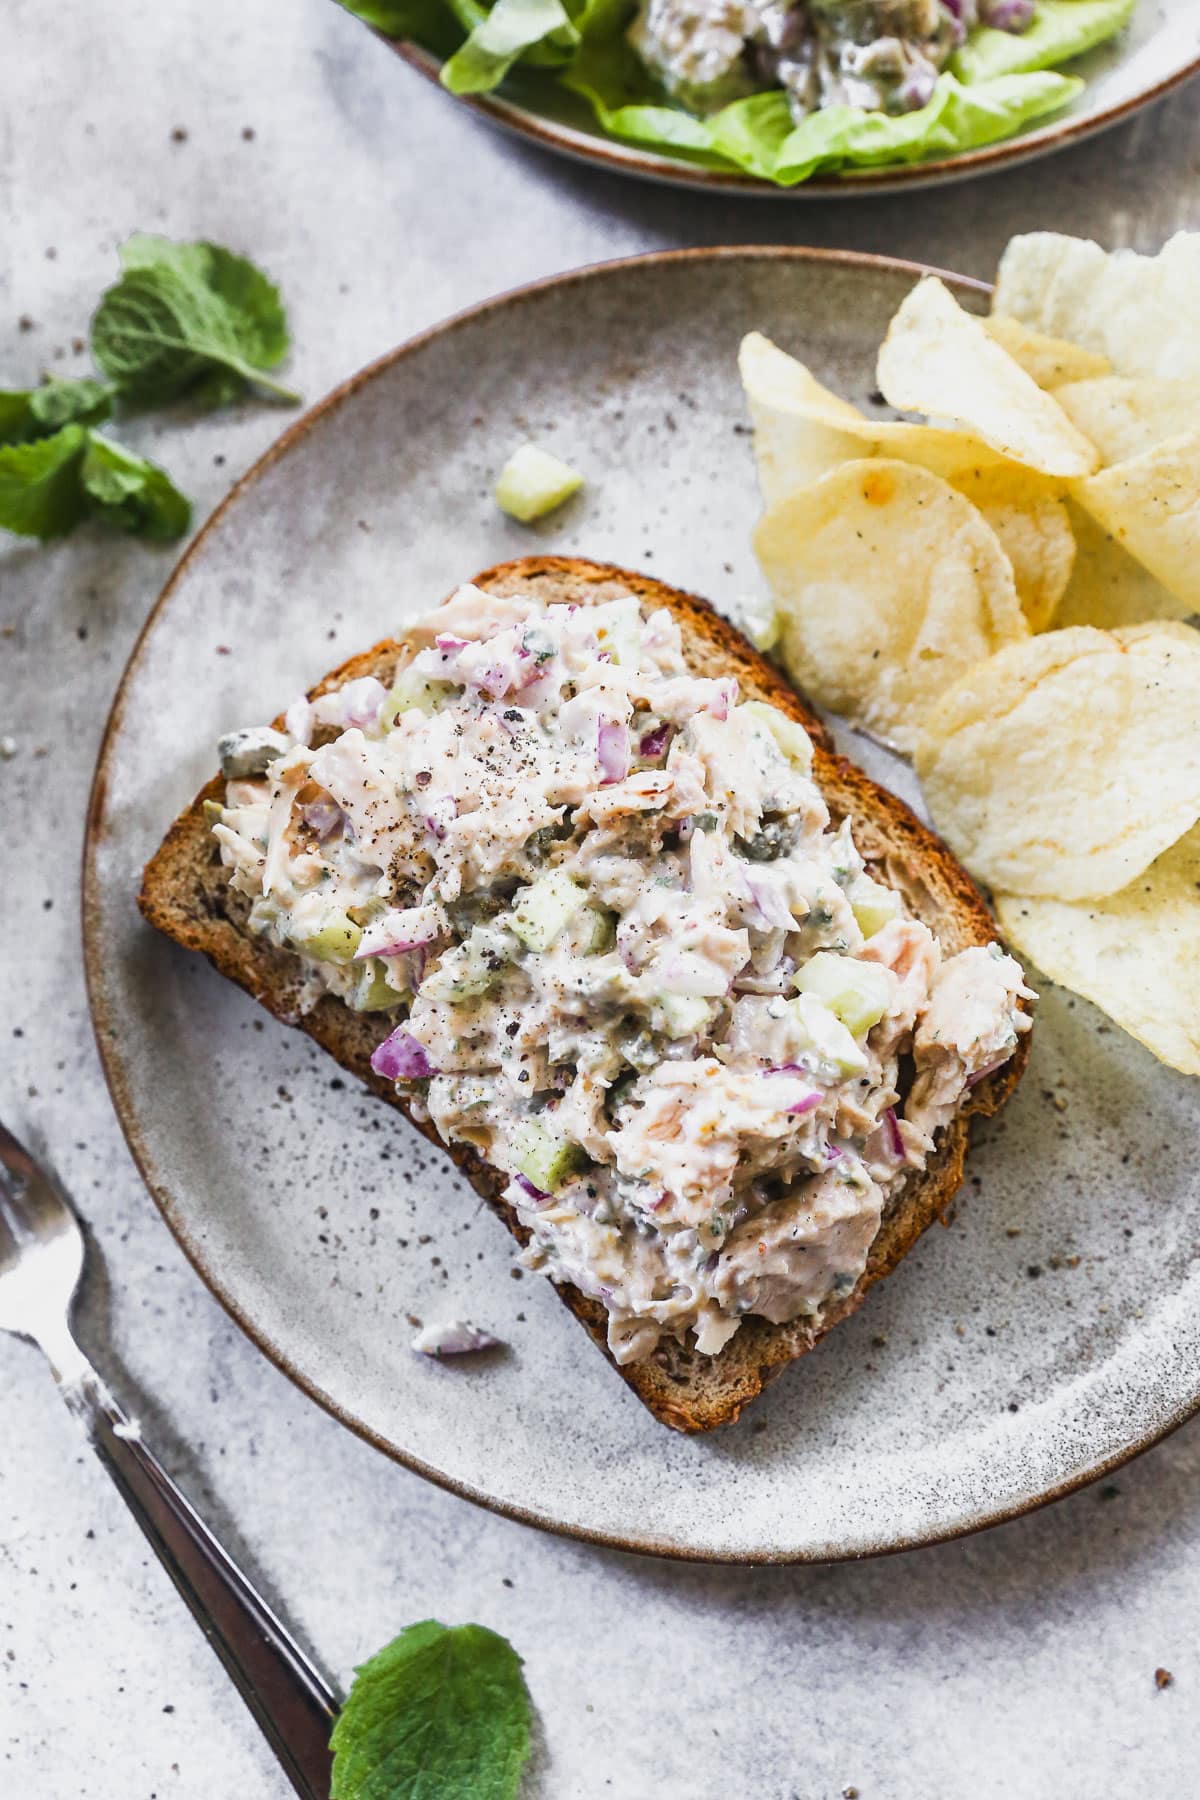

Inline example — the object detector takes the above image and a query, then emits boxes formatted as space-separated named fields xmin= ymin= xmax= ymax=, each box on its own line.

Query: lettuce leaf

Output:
xmin=442 ymin=0 xmax=579 ymax=93
xmin=954 ymin=0 xmax=1137 ymax=86
xmin=565 ymin=67 xmax=1084 ymax=184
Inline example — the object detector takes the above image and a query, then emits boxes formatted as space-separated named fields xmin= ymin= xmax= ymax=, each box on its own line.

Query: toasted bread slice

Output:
xmin=139 ymin=556 xmax=1028 ymax=1432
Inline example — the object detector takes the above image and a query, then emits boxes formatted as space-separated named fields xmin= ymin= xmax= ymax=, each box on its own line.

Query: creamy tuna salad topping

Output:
xmin=211 ymin=584 xmax=1032 ymax=1365
xmin=631 ymin=0 xmax=1032 ymax=124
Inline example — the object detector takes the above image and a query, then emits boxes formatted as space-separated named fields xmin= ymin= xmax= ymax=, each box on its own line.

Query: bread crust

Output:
xmin=139 ymin=556 xmax=1029 ymax=1432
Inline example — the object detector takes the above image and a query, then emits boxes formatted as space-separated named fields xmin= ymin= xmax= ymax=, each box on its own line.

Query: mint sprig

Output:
xmin=92 ymin=234 xmax=299 ymax=406
xmin=0 ymin=423 xmax=190 ymax=542
xmin=330 ymin=1620 xmax=532 ymax=1800
xmin=0 ymin=234 xmax=298 ymax=544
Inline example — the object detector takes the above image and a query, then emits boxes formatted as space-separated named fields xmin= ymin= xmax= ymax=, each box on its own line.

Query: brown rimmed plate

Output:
xmin=378 ymin=3 xmax=1200 ymax=196
xmin=85 ymin=248 xmax=1200 ymax=1562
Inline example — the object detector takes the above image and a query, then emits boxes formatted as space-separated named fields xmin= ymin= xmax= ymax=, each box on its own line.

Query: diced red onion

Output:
xmin=981 ymin=0 xmax=1035 ymax=27
xmin=597 ymin=720 xmax=629 ymax=785
xmin=897 ymin=61 xmax=938 ymax=110
xmin=435 ymin=633 xmax=469 ymax=653
xmin=371 ymin=1027 xmax=435 ymax=1082
xmin=787 ymin=1091 xmax=821 ymax=1117
xmin=300 ymin=798 xmax=342 ymax=840
xmin=705 ymin=678 xmax=738 ymax=722
xmin=885 ymin=1107 xmax=904 ymax=1158
xmin=824 ymin=1143 xmax=843 ymax=1163
xmin=515 ymin=1173 xmax=550 ymax=1203
xmin=639 ymin=723 xmax=671 ymax=759
xmin=341 ymin=677 xmax=387 ymax=729
xmin=743 ymin=870 xmax=795 ymax=932
xmin=967 ymin=1053 xmax=1011 ymax=1088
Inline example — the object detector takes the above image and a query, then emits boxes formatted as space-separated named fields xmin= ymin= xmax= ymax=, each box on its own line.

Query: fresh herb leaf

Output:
xmin=0 ymin=426 xmax=90 ymax=539
xmin=330 ymin=1620 xmax=532 ymax=1800
xmin=30 ymin=375 xmax=117 ymax=432
xmin=0 ymin=424 xmax=190 ymax=542
xmin=0 ymin=377 xmax=115 ymax=447
xmin=80 ymin=432 xmax=192 ymax=540
xmin=119 ymin=235 xmax=291 ymax=370
xmin=91 ymin=237 xmax=299 ymax=407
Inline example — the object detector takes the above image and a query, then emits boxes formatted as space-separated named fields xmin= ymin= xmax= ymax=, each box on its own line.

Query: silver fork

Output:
xmin=0 ymin=1118 xmax=339 ymax=1799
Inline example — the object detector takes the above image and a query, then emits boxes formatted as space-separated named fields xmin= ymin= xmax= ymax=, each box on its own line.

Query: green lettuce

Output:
xmin=565 ymin=65 xmax=1084 ymax=184
xmin=954 ymin=0 xmax=1136 ymax=85
xmin=442 ymin=0 xmax=580 ymax=92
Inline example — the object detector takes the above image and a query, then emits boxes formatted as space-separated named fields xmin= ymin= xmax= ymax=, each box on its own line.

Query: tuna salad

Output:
xmin=211 ymin=584 xmax=1032 ymax=1366
xmin=631 ymin=0 xmax=1037 ymax=123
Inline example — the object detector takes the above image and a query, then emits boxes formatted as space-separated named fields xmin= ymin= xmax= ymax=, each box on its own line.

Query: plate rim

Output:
xmin=382 ymin=29 xmax=1200 ymax=198
xmin=83 ymin=244 xmax=1199 ymax=1565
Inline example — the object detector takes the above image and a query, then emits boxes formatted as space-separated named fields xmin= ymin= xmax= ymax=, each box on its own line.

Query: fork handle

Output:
xmin=60 ymin=1358 xmax=338 ymax=1799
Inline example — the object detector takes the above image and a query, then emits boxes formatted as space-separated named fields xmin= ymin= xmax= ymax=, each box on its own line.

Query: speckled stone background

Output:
xmin=3 ymin=3 xmax=1200 ymax=1795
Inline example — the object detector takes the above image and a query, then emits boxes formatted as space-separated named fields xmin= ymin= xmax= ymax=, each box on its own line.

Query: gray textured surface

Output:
xmin=2 ymin=0 xmax=1199 ymax=1793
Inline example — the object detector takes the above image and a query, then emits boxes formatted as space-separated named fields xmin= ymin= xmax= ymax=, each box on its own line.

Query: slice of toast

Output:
xmin=140 ymin=556 xmax=1028 ymax=1432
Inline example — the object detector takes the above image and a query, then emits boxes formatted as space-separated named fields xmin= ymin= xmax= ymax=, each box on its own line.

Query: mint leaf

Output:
xmin=119 ymin=235 xmax=290 ymax=370
xmin=0 ymin=426 xmax=89 ymax=538
xmin=0 ymin=377 xmax=115 ymax=447
xmin=80 ymin=431 xmax=191 ymax=540
xmin=330 ymin=1620 xmax=531 ymax=1800
xmin=0 ymin=391 xmax=36 ymax=446
xmin=30 ymin=375 xmax=116 ymax=432
xmin=91 ymin=237 xmax=300 ymax=407
xmin=0 ymin=425 xmax=190 ymax=542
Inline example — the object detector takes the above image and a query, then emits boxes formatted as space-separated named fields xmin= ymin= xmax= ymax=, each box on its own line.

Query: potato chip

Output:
xmin=738 ymin=332 xmax=1003 ymax=506
xmin=916 ymin=624 xmax=1200 ymax=900
xmin=754 ymin=459 xmax=1027 ymax=754
xmin=996 ymin=824 xmax=1200 ymax=1076
xmin=1053 ymin=377 xmax=1200 ymax=466
xmin=981 ymin=314 xmax=1111 ymax=389
xmin=1071 ymin=432 xmax=1200 ymax=609
xmin=1054 ymin=500 xmax=1192 ymax=631
xmin=949 ymin=466 xmax=1074 ymax=633
xmin=993 ymin=231 xmax=1200 ymax=382
xmin=877 ymin=278 xmax=1099 ymax=480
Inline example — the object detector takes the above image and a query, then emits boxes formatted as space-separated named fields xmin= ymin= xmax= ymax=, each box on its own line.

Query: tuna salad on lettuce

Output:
xmin=340 ymin=0 xmax=1135 ymax=185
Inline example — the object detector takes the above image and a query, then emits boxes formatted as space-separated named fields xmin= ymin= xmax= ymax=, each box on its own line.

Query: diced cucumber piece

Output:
xmin=381 ymin=667 xmax=455 ymax=729
xmin=292 ymin=907 xmax=363 ymax=965
xmin=202 ymin=798 xmax=225 ymax=825
xmin=728 ymin=591 xmax=780 ymax=652
xmin=510 ymin=1119 xmax=585 ymax=1194
xmin=740 ymin=701 xmax=812 ymax=773
xmin=495 ymin=444 xmax=583 ymax=524
xmin=655 ymin=994 xmax=712 ymax=1039
xmin=353 ymin=962 xmax=405 ymax=1011
xmin=848 ymin=874 xmax=901 ymax=939
xmin=795 ymin=952 xmax=891 ymax=1038
xmin=510 ymin=870 xmax=586 ymax=952
xmin=789 ymin=994 xmax=869 ymax=1080
xmin=420 ymin=922 xmax=514 ymax=1001
xmin=575 ymin=904 xmax=616 ymax=955
xmin=593 ymin=597 xmax=643 ymax=667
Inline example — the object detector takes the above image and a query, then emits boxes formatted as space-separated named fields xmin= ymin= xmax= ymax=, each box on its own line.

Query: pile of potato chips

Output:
xmin=742 ymin=232 xmax=1200 ymax=1077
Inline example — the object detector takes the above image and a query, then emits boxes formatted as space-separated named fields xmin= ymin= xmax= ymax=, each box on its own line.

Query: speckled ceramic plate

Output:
xmin=86 ymin=249 xmax=1200 ymax=1563
xmin=377 ymin=2 xmax=1200 ymax=196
